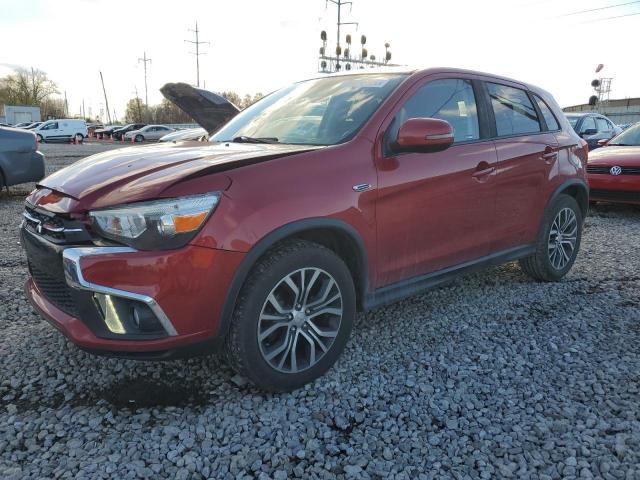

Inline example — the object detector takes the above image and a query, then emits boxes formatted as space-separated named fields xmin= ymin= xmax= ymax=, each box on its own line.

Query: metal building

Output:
xmin=0 ymin=105 xmax=41 ymax=125
xmin=563 ymin=98 xmax=640 ymax=125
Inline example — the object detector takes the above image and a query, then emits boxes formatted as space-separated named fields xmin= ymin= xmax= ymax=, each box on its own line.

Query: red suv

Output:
xmin=21 ymin=68 xmax=589 ymax=391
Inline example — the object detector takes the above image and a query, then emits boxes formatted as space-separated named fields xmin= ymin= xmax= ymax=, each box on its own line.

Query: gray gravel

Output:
xmin=1 ymin=144 xmax=640 ymax=479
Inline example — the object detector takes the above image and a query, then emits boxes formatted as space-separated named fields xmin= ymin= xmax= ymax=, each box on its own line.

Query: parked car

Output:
xmin=94 ymin=125 xmax=122 ymax=139
xmin=124 ymin=124 xmax=175 ymax=142
xmin=25 ymin=122 xmax=43 ymax=130
xmin=587 ymin=122 xmax=640 ymax=205
xmin=21 ymin=68 xmax=588 ymax=391
xmin=565 ymin=113 xmax=622 ymax=150
xmin=0 ymin=126 xmax=45 ymax=188
xmin=13 ymin=122 xmax=34 ymax=128
xmin=32 ymin=119 xmax=88 ymax=143
xmin=112 ymin=123 xmax=146 ymax=141
xmin=158 ymin=127 xmax=207 ymax=142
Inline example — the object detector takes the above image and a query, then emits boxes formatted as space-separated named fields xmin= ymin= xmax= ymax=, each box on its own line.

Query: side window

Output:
xmin=390 ymin=78 xmax=480 ymax=145
xmin=487 ymin=82 xmax=541 ymax=136
xmin=43 ymin=122 xmax=58 ymax=130
xmin=533 ymin=94 xmax=560 ymax=131
xmin=581 ymin=116 xmax=596 ymax=132
xmin=596 ymin=118 xmax=609 ymax=132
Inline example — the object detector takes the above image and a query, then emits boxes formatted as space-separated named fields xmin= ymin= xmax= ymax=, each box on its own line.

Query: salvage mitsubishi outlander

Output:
xmin=21 ymin=68 xmax=589 ymax=391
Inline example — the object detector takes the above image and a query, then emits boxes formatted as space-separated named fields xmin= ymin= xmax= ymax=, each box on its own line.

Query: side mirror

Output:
xmin=581 ymin=128 xmax=597 ymax=137
xmin=394 ymin=118 xmax=454 ymax=153
xmin=597 ymin=138 xmax=609 ymax=146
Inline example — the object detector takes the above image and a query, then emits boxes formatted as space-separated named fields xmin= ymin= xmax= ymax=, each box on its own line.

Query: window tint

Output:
xmin=596 ymin=118 xmax=609 ymax=132
xmin=581 ymin=116 xmax=596 ymax=132
xmin=533 ymin=95 xmax=560 ymax=131
xmin=487 ymin=83 xmax=540 ymax=136
xmin=392 ymin=78 xmax=479 ymax=143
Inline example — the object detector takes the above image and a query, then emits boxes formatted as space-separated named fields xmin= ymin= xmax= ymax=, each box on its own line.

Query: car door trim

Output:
xmin=363 ymin=244 xmax=535 ymax=310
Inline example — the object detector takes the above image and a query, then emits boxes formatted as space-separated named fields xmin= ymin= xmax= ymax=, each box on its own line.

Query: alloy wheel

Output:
xmin=548 ymin=207 xmax=578 ymax=270
xmin=257 ymin=267 xmax=343 ymax=374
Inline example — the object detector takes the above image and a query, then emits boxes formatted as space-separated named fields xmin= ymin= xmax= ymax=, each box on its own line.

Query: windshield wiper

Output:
xmin=231 ymin=136 xmax=279 ymax=144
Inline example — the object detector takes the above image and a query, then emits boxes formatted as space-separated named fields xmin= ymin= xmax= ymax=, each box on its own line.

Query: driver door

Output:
xmin=375 ymin=76 xmax=497 ymax=287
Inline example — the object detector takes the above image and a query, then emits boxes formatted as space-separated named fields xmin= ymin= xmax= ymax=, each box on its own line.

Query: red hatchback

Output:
xmin=21 ymin=68 xmax=588 ymax=390
xmin=587 ymin=123 xmax=640 ymax=205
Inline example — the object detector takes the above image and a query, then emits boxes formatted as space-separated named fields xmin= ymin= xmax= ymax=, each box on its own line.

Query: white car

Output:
xmin=124 ymin=125 xmax=175 ymax=142
xmin=158 ymin=127 xmax=207 ymax=142
xmin=33 ymin=119 xmax=87 ymax=143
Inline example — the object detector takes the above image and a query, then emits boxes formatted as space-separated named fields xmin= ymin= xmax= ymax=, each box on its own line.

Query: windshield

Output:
xmin=609 ymin=123 xmax=640 ymax=146
xmin=566 ymin=116 xmax=580 ymax=129
xmin=211 ymin=73 xmax=407 ymax=145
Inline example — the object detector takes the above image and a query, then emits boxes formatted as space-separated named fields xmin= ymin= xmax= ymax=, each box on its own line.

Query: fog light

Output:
xmin=93 ymin=294 xmax=166 ymax=335
xmin=131 ymin=304 xmax=164 ymax=332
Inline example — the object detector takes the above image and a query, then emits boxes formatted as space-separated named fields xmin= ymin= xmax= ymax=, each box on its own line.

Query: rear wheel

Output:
xmin=519 ymin=194 xmax=582 ymax=282
xmin=225 ymin=240 xmax=355 ymax=391
xmin=74 ymin=133 xmax=84 ymax=143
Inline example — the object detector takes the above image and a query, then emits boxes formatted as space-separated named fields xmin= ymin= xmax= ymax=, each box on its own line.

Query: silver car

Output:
xmin=124 ymin=125 xmax=175 ymax=142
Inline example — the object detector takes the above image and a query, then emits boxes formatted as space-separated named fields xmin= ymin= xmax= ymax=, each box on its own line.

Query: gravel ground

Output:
xmin=1 ymin=144 xmax=639 ymax=479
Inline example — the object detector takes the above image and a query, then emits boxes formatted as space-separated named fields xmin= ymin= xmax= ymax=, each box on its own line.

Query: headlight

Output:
xmin=89 ymin=193 xmax=220 ymax=250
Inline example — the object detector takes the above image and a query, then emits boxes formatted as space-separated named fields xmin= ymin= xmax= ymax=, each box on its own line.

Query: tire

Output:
xmin=225 ymin=239 xmax=356 ymax=392
xmin=75 ymin=133 xmax=84 ymax=143
xmin=36 ymin=134 xmax=43 ymax=143
xmin=519 ymin=194 xmax=583 ymax=282
xmin=0 ymin=170 xmax=5 ymax=191
xmin=135 ymin=134 xmax=144 ymax=143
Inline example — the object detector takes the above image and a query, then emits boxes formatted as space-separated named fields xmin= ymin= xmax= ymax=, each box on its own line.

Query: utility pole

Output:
xmin=137 ymin=51 xmax=152 ymax=106
xmin=326 ymin=0 xmax=358 ymax=71
xmin=82 ymin=99 xmax=86 ymax=120
xmin=99 ymin=71 xmax=112 ymax=125
xmin=184 ymin=22 xmax=209 ymax=87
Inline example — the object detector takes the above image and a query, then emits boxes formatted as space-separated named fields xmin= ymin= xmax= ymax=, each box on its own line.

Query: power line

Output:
xmin=559 ymin=0 xmax=640 ymax=17
xmin=137 ymin=51 xmax=152 ymax=107
xmin=184 ymin=22 xmax=209 ymax=87
xmin=579 ymin=10 xmax=640 ymax=22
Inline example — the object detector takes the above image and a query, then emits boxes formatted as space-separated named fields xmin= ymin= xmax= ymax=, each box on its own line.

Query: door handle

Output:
xmin=471 ymin=166 xmax=495 ymax=179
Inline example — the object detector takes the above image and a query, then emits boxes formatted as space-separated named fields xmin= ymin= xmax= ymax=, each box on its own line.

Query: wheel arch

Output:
xmin=217 ymin=218 xmax=369 ymax=339
xmin=550 ymin=179 xmax=589 ymax=217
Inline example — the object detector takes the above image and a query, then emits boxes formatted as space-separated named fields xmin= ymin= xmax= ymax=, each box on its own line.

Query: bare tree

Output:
xmin=0 ymin=68 xmax=58 ymax=106
xmin=221 ymin=91 xmax=264 ymax=109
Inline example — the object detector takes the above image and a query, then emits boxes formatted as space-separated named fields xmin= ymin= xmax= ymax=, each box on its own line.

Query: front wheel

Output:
xmin=519 ymin=194 xmax=583 ymax=282
xmin=36 ymin=134 xmax=43 ymax=143
xmin=135 ymin=134 xmax=144 ymax=143
xmin=225 ymin=240 xmax=356 ymax=391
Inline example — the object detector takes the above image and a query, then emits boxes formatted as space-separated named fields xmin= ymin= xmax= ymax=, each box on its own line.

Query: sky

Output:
xmin=1 ymin=0 xmax=639 ymax=122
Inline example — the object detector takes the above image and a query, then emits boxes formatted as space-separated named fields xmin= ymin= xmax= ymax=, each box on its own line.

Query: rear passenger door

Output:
xmin=484 ymin=81 xmax=559 ymax=252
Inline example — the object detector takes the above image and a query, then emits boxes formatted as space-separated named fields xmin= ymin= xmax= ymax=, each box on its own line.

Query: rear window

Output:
xmin=532 ymin=94 xmax=560 ymax=131
xmin=487 ymin=83 xmax=541 ymax=136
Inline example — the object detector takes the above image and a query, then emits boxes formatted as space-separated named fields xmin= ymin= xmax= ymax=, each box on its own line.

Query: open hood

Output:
xmin=160 ymin=82 xmax=240 ymax=135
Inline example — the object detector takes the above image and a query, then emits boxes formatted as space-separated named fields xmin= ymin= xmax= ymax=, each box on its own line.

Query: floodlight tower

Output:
xmin=318 ymin=0 xmax=397 ymax=73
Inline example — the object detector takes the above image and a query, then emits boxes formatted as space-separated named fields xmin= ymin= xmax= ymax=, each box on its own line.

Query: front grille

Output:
xmin=590 ymin=189 xmax=640 ymax=202
xmin=587 ymin=165 xmax=640 ymax=175
xmin=28 ymin=260 xmax=77 ymax=316
xmin=22 ymin=205 xmax=92 ymax=244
